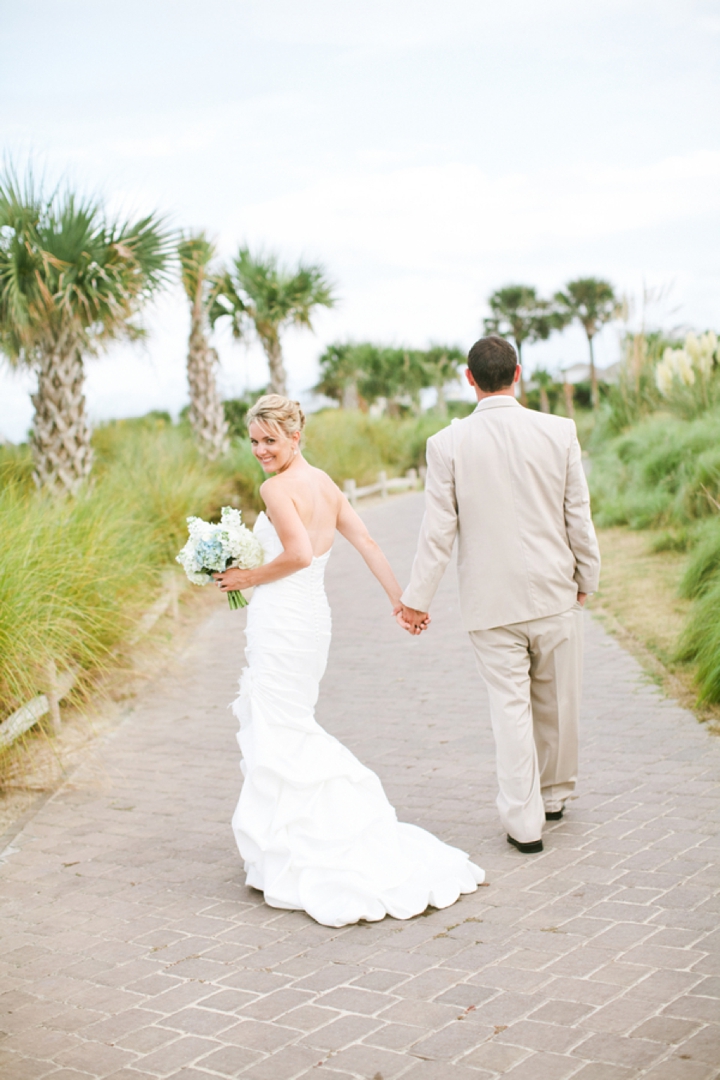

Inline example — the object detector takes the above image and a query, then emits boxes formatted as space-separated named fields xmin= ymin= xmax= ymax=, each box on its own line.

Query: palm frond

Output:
xmin=207 ymin=270 xmax=249 ymax=339
xmin=178 ymin=232 xmax=217 ymax=306
xmin=0 ymin=167 xmax=176 ymax=367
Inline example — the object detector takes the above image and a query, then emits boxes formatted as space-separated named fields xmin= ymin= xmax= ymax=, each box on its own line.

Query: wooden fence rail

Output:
xmin=343 ymin=467 xmax=425 ymax=507
xmin=0 ymin=569 xmax=183 ymax=751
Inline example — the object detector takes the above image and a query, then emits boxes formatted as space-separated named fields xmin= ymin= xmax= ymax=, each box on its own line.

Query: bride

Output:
xmin=214 ymin=394 xmax=484 ymax=927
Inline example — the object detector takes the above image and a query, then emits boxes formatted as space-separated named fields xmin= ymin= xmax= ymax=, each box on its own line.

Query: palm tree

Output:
xmin=483 ymin=286 xmax=563 ymax=406
xmin=554 ymin=277 xmax=619 ymax=410
xmin=315 ymin=342 xmax=364 ymax=409
xmin=0 ymin=169 xmax=173 ymax=493
xmin=354 ymin=346 xmax=428 ymax=416
xmin=178 ymin=233 xmax=229 ymax=459
xmin=532 ymin=368 xmax=554 ymax=413
xmin=422 ymin=345 xmax=466 ymax=415
xmin=209 ymin=247 xmax=336 ymax=396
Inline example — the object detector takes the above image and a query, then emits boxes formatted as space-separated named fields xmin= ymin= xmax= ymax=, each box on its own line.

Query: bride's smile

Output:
xmin=249 ymin=423 xmax=299 ymax=473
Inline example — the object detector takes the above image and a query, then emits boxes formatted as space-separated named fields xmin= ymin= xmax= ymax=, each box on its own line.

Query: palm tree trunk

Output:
xmin=588 ymin=333 xmax=600 ymax=410
xmin=563 ymin=381 xmax=575 ymax=418
xmin=187 ymin=304 xmax=229 ymax=460
xmin=263 ymin=335 xmax=288 ymax=396
xmin=31 ymin=342 xmax=93 ymax=494
xmin=516 ymin=340 xmax=528 ymax=406
xmin=539 ymin=386 xmax=550 ymax=413
xmin=341 ymin=380 xmax=359 ymax=410
xmin=435 ymin=383 xmax=448 ymax=417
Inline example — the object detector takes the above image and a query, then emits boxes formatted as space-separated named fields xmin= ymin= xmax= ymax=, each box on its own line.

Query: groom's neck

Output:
xmin=474 ymin=384 xmax=517 ymax=402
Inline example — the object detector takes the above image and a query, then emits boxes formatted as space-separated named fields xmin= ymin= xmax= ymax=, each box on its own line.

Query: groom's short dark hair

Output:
xmin=467 ymin=336 xmax=518 ymax=392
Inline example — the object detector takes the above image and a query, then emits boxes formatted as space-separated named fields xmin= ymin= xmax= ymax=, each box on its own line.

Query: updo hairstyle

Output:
xmin=246 ymin=394 xmax=306 ymax=441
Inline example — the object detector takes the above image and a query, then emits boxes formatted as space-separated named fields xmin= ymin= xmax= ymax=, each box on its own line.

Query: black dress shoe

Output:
xmin=507 ymin=835 xmax=543 ymax=854
xmin=545 ymin=808 xmax=564 ymax=821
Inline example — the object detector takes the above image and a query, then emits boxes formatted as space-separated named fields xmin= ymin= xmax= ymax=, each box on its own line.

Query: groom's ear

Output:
xmin=465 ymin=368 xmax=477 ymax=388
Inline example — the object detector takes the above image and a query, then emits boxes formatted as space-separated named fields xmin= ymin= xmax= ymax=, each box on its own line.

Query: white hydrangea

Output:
xmin=176 ymin=507 xmax=264 ymax=603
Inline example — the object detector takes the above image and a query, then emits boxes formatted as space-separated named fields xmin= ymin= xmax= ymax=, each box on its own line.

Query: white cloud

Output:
xmin=246 ymin=0 xmax=635 ymax=49
xmin=235 ymin=151 xmax=720 ymax=272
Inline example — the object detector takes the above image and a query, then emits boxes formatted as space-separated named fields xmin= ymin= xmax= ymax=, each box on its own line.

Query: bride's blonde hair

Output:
xmin=246 ymin=394 xmax=306 ymax=440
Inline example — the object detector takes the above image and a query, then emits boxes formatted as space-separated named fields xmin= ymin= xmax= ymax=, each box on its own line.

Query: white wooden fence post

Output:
xmin=378 ymin=470 xmax=388 ymax=499
xmin=344 ymin=478 xmax=357 ymax=507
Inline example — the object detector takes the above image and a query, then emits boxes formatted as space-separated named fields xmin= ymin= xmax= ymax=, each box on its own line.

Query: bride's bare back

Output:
xmin=214 ymin=399 xmax=425 ymax=633
xmin=262 ymin=458 xmax=342 ymax=558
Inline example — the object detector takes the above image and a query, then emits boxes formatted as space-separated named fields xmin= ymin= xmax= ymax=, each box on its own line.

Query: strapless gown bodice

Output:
xmin=231 ymin=512 xmax=484 ymax=927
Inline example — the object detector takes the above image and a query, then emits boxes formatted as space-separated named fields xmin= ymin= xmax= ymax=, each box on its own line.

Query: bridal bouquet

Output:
xmin=176 ymin=507 xmax=264 ymax=610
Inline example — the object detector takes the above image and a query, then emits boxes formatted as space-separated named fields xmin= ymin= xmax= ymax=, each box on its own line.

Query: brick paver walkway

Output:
xmin=2 ymin=493 xmax=719 ymax=1080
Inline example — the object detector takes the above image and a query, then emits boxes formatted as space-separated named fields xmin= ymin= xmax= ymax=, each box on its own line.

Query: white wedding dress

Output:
xmin=231 ymin=512 xmax=484 ymax=927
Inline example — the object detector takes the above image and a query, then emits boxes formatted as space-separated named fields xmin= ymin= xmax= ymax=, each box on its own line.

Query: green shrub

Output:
xmin=223 ymin=391 xmax=269 ymax=438
xmin=649 ymin=529 xmax=691 ymax=554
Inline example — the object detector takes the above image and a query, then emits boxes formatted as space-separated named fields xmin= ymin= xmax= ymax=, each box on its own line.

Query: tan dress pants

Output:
xmin=469 ymin=604 xmax=584 ymax=844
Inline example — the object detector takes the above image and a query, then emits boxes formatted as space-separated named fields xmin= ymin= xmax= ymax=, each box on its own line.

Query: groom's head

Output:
xmin=467 ymin=336 xmax=518 ymax=392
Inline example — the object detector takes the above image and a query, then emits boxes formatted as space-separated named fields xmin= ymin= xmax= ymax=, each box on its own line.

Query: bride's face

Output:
xmin=249 ymin=421 xmax=298 ymax=473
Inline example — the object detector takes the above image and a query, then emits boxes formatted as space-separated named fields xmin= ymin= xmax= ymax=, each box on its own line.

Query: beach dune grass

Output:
xmin=302 ymin=407 xmax=467 ymax=486
xmin=0 ymin=420 xmax=264 ymax=743
xmin=589 ymin=406 xmax=720 ymax=704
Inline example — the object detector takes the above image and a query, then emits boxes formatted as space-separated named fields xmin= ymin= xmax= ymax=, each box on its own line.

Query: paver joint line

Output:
xmin=1 ymin=494 xmax=719 ymax=1078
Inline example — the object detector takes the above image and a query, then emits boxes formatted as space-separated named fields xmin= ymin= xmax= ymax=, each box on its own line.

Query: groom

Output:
xmin=398 ymin=336 xmax=600 ymax=853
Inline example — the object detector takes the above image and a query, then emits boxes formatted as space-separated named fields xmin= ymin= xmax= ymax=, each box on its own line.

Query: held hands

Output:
xmin=213 ymin=568 xmax=254 ymax=592
xmin=392 ymin=603 xmax=431 ymax=636
xmin=391 ymin=593 xmax=586 ymax=634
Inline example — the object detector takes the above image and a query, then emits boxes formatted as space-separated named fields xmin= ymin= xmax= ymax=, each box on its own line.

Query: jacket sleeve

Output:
xmin=401 ymin=432 xmax=458 ymax=612
xmin=564 ymin=433 xmax=601 ymax=592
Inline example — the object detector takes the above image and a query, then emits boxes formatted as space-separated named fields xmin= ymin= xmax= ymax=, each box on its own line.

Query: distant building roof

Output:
xmin=560 ymin=362 xmax=620 ymax=385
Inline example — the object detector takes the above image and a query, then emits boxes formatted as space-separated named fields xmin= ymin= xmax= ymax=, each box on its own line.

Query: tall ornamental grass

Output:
xmin=675 ymin=517 xmax=720 ymax=704
xmin=589 ymin=407 xmax=720 ymax=704
xmin=590 ymin=329 xmax=718 ymax=443
xmin=0 ymin=420 xmax=263 ymax=730
xmin=679 ymin=519 xmax=720 ymax=600
xmin=589 ymin=409 xmax=720 ymax=530
xmin=303 ymin=408 xmax=467 ymax=486
xmin=676 ymin=578 xmax=720 ymax=703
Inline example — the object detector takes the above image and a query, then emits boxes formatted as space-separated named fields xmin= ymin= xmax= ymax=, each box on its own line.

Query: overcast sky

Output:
xmin=2 ymin=0 xmax=719 ymax=441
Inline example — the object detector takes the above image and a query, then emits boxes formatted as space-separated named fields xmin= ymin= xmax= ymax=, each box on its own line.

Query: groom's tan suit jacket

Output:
xmin=401 ymin=397 xmax=600 ymax=631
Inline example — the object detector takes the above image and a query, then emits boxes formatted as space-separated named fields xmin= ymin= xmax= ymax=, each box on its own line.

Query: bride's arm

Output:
xmin=215 ymin=481 xmax=313 ymax=591
xmin=335 ymin=495 xmax=404 ymax=609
